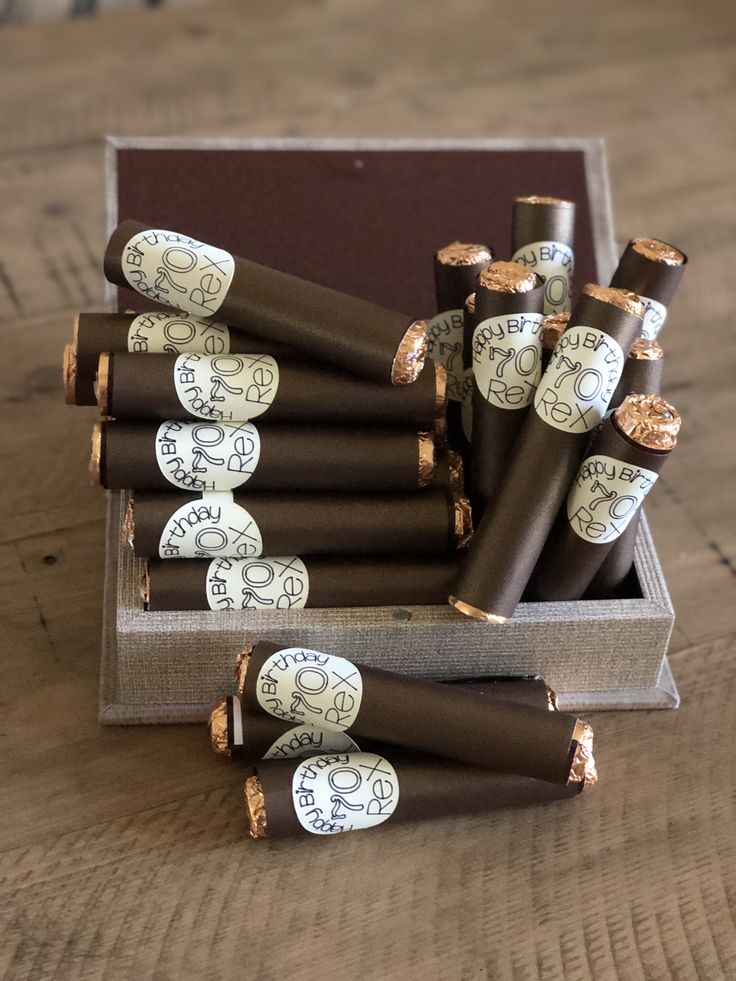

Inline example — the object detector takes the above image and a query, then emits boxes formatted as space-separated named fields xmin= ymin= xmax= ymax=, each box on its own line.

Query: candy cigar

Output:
xmin=609 ymin=237 xmax=687 ymax=340
xmin=239 ymin=640 xmax=597 ymax=786
xmin=128 ymin=485 xmax=468 ymax=560
xmin=527 ymin=394 xmax=681 ymax=601
xmin=470 ymin=262 xmax=546 ymax=514
xmin=511 ymin=196 xmax=575 ymax=315
xmin=103 ymin=220 xmax=429 ymax=385
xmin=449 ymin=284 xmax=644 ymax=623
xmin=91 ymin=420 xmax=435 ymax=493
xmin=143 ymin=554 xmax=460 ymax=611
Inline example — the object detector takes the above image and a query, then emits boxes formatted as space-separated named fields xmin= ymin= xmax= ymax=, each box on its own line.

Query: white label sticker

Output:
xmin=127 ymin=311 xmax=230 ymax=355
xmin=264 ymin=725 xmax=361 ymax=760
xmin=205 ymin=556 xmax=309 ymax=611
xmin=154 ymin=420 xmax=261 ymax=492
xmin=256 ymin=647 xmax=363 ymax=730
xmin=638 ymin=294 xmax=668 ymax=340
xmin=461 ymin=368 xmax=474 ymax=439
xmin=426 ymin=309 xmax=465 ymax=401
xmin=567 ymin=453 xmax=659 ymax=543
xmin=173 ymin=352 xmax=279 ymax=422
xmin=472 ymin=312 xmax=544 ymax=410
xmin=512 ymin=240 xmax=574 ymax=314
xmin=158 ymin=491 xmax=263 ymax=559
xmin=120 ymin=227 xmax=235 ymax=317
xmin=534 ymin=326 xmax=625 ymax=434
xmin=292 ymin=753 xmax=400 ymax=835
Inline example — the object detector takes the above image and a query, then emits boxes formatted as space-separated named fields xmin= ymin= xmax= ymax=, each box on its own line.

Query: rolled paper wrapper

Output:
xmin=450 ymin=284 xmax=644 ymax=622
xmin=68 ymin=310 xmax=296 ymax=406
xmin=95 ymin=351 xmax=445 ymax=434
xmin=609 ymin=237 xmax=687 ymax=340
xmin=103 ymin=220 xmax=429 ymax=385
xmin=511 ymin=197 xmax=575 ymax=315
xmin=93 ymin=420 xmax=434 ymax=493
xmin=527 ymin=394 xmax=680 ymax=601
xmin=129 ymin=486 xmax=462 ymax=559
xmin=144 ymin=554 xmax=461 ymax=611
xmin=541 ymin=312 xmax=570 ymax=370
xmin=239 ymin=640 xmax=597 ymax=786
xmin=244 ymin=751 xmax=584 ymax=839
xmin=471 ymin=262 xmax=546 ymax=512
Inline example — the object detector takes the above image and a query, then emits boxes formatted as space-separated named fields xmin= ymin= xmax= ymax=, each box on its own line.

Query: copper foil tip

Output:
xmin=392 ymin=320 xmax=429 ymax=385
xmin=208 ymin=700 xmax=230 ymax=756
xmin=569 ymin=720 xmax=598 ymax=787
xmin=542 ymin=313 xmax=570 ymax=350
xmin=614 ymin=394 xmax=680 ymax=451
xmin=418 ymin=432 xmax=435 ymax=487
xmin=140 ymin=562 xmax=150 ymax=608
xmin=582 ymin=283 xmax=644 ymax=318
xmin=515 ymin=196 xmax=574 ymax=208
xmin=63 ymin=343 xmax=77 ymax=405
xmin=95 ymin=353 xmax=111 ymax=416
xmin=89 ymin=422 xmax=102 ymax=484
xmin=244 ymin=776 xmax=268 ymax=839
xmin=478 ymin=261 xmax=541 ymax=294
xmin=447 ymin=595 xmax=507 ymax=624
xmin=434 ymin=363 xmax=448 ymax=439
xmin=453 ymin=494 xmax=474 ymax=548
xmin=464 ymin=292 xmax=476 ymax=314
xmin=122 ymin=498 xmax=135 ymax=549
xmin=629 ymin=337 xmax=664 ymax=361
xmin=631 ymin=237 xmax=686 ymax=267
xmin=436 ymin=241 xmax=493 ymax=266
xmin=447 ymin=450 xmax=466 ymax=496
xmin=234 ymin=644 xmax=254 ymax=698
xmin=546 ymin=685 xmax=559 ymax=712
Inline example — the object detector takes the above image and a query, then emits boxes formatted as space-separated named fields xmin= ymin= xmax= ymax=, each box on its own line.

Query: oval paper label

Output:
xmin=567 ymin=453 xmax=658 ymax=543
xmin=127 ymin=311 xmax=230 ymax=354
xmin=173 ymin=352 xmax=279 ymax=422
xmin=158 ymin=491 xmax=263 ymax=559
xmin=205 ymin=556 xmax=309 ymax=611
xmin=264 ymin=725 xmax=361 ymax=760
xmin=638 ymin=294 xmax=668 ymax=341
xmin=511 ymin=240 xmax=574 ymax=314
xmin=426 ymin=309 xmax=465 ymax=401
xmin=472 ymin=312 xmax=544 ymax=410
xmin=154 ymin=420 xmax=261 ymax=491
xmin=292 ymin=753 xmax=400 ymax=835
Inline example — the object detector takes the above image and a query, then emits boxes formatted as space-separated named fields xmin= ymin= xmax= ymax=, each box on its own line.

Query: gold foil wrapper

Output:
xmin=569 ymin=720 xmax=598 ymax=787
xmin=582 ymin=283 xmax=644 ymax=318
xmin=95 ymin=353 xmax=110 ymax=416
xmin=391 ymin=320 xmax=429 ymax=385
xmin=436 ymin=241 xmax=493 ymax=266
xmin=447 ymin=450 xmax=466 ymax=496
xmin=614 ymin=394 xmax=680 ymax=451
xmin=447 ymin=595 xmax=507 ymax=624
xmin=464 ymin=292 xmax=476 ymax=314
xmin=139 ymin=563 xmax=150 ymax=608
xmin=478 ymin=261 xmax=540 ymax=294
xmin=629 ymin=337 xmax=664 ymax=361
xmin=63 ymin=343 xmax=77 ymax=405
xmin=546 ymin=686 xmax=559 ymax=712
xmin=434 ymin=363 xmax=448 ymax=439
xmin=515 ymin=196 xmax=574 ymax=208
xmin=418 ymin=432 xmax=435 ymax=488
xmin=542 ymin=312 xmax=570 ymax=350
xmin=453 ymin=493 xmax=474 ymax=548
xmin=122 ymin=498 xmax=135 ymax=548
xmin=631 ymin=237 xmax=685 ymax=266
xmin=244 ymin=776 xmax=268 ymax=839
xmin=89 ymin=422 xmax=102 ymax=484
xmin=208 ymin=700 xmax=230 ymax=756
xmin=234 ymin=644 xmax=254 ymax=698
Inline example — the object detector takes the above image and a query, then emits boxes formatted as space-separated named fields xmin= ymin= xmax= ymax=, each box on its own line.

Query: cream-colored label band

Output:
xmin=426 ymin=309 xmax=465 ymax=401
xmin=472 ymin=312 xmax=544 ymax=410
xmin=461 ymin=368 xmax=474 ymax=439
xmin=534 ymin=326 xmax=625 ymax=434
xmin=158 ymin=491 xmax=263 ymax=559
xmin=256 ymin=648 xmax=363 ymax=731
xmin=205 ymin=556 xmax=309 ymax=611
xmin=638 ymin=295 xmax=668 ymax=340
xmin=264 ymin=725 xmax=361 ymax=760
xmin=127 ymin=311 xmax=230 ymax=354
xmin=121 ymin=228 xmax=235 ymax=317
xmin=154 ymin=420 xmax=261 ymax=491
xmin=173 ymin=352 xmax=279 ymax=422
xmin=511 ymin=240 xmax=574 ymax=314
xmin=567 ymin=453 xmax=658 ymax=543
xmin=292 ymin=753 xmax=399 ymax=835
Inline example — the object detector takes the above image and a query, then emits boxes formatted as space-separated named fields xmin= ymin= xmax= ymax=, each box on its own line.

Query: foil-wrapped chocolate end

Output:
xmin=244 ymin=775 xmax=268 ymax=840
xmin=434 ymin=363 xmax=448 ymax=439
xmin=122 ymin=498 xmax=135 ymax=549
xmin=631 ymin=237 xmax=686 ymax=267
xmin=569 ymin=720 xmax=598 ymax=787
xmin=515 ymin=195 xmax=574 ymax=208
xmin=436 ymin=241 xmax=494 ymax=267
xmin=453 ymin=493 xmax=474 ymax=549
xmin=89 ymin=422 xmax=102 ymax=484
xmin=139 ymin=562 xmax=150 ymax=608
xmin=542 ymin=312 xmax=570 ymax=350
xmin=63 ymin=343 xmax=77 ymax=405
xmin=614 ymin=394 xmax=680 ymax=451
xmin=629 ymin=337 xmax=664 ymax=361
xmin=418 ymin=432 xmax=435 ymax=488
xmin=234 ymin=644 xmax=254 ymax=698
xmin=582 ymin=284 xmax=644 ymax=318
xmin=464 ymin=292 xmax=476 ymax=314
xmin=546 ymin=686 xmax=559 ymax=712
xmin=447 ymin=450 xmax=466 ymax=496
xmin=208 ymin=700 xmax=231 ymax=756
xmin=392 ymin=320 xmax=429 ymax=385
xmin=95 ymin=353 xmax=110 ymax=416
xmin=447 ymin=595 xmax=507 ymax=624
xmin=478 ymin=261 xmax=541 ymax=294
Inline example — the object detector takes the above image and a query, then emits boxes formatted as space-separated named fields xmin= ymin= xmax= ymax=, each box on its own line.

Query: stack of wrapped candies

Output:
xmin=63 ymin=197 xmax=688 ymax=838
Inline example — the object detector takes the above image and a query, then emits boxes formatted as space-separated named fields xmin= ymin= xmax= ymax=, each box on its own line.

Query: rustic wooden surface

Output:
xmin=1 ymin=2 xmax=735 ymax=978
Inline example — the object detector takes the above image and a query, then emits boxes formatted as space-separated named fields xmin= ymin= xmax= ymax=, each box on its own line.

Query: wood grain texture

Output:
xmin=0 ymin=0 xmax=734 ymax=978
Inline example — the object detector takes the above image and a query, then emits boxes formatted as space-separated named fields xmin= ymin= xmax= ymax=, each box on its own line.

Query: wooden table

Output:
xmin=1 ymin=2 xmax=734 ymax=977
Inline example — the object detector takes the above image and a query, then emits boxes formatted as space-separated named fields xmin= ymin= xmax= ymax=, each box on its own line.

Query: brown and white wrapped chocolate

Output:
xmin=527 ymin=394 xmax=681 ymax=601
xmin=450 ymin=283 xmax=644 ymax=622
xmin=511 ymin=196 xmax=575 ymax=315
xmin=128 ymin=486 xmax=467 ymax=559
xmin=143 ymin=554 xmax=461 ymax=611
xmin=238 ymin=640 xmax=597 ymax=786
xmin=103 ymin=220 xmax=428 ymax=385
xmin=609 ymin=237 xmax=687 ymax=340
xmin=92 ymin=420 xmax=435 ymax=493
xmin=470 ymin=262 xmax=546 ymax=511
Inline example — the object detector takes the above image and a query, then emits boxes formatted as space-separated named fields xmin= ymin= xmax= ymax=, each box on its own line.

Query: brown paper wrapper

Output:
xmin=610 ymin=238 xmax=687 ymax=307
xmin=511 ymin=198 xmax=576 ymax=252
